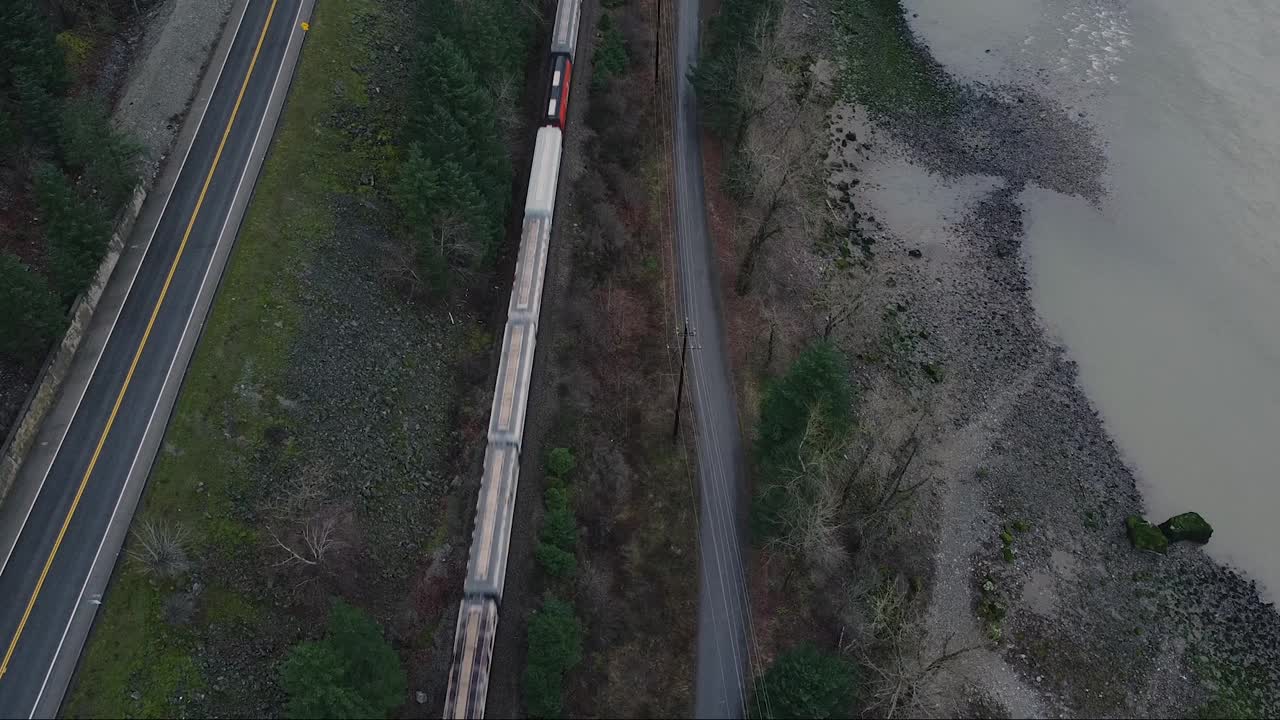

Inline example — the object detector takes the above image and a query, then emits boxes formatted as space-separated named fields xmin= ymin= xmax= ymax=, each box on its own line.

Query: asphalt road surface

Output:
xmin=0 ymin=0 xmax=311 ymax=715
xmin=672 ymin=0 xmax=753 ymax=717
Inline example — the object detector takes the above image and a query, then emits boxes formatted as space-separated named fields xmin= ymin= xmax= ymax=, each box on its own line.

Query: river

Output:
xmin=902 ymin=0 xmax=1280 ymax=597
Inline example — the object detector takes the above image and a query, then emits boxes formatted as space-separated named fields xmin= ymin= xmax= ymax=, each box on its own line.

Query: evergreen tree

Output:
xmin=752 ymin=342 xmax=854 ymax=540
xmin=0 ymin=252 xmax=65 ymax=360
xmin=416 ymin=0 xmax=534 ymax=86
xmin=280 ymin=600 xmax=406 ymax=719
xmin=523 ymin=597 xmax=582 ymax=718
xmin=539 ymin=486 xmax=577 ymax=552
xmin=0 ymin=1 xmax=68 ymax=97
xmin=33 ymin=161 xmax=110 ymax=303
xmin=394 ymin=144 xmax=493 ymax=283
xmin=756 ymin=342 xmax=854 ymax=472
xmin=750 ymin=644 xmax=857 ymax=719
xmin=1 ymin=1 xmax=68 ymax=143
xmin=407 ymin=36 xmax=509 ymax=213
xmin=59 ymin=97 xmax=142 ymax=210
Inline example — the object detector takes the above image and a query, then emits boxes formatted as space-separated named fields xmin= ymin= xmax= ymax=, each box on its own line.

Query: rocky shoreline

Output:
xmin=834 ymin=24 xmax=1280 ymax=720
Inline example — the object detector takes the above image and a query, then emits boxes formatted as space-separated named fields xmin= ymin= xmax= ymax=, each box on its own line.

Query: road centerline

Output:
xmin=0 ymin=0 xmax=281 ymax=680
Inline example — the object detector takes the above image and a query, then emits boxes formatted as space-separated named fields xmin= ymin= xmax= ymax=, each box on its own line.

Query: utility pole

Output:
xmin=672 ymin=317 xmax=692 ymax=442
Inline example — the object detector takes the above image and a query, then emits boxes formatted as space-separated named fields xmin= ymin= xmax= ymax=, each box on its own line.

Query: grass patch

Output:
xmin=65 ymin=1 xmax=405 ymax=715
xmin=833 ymin=0 xmax=956 ymax=115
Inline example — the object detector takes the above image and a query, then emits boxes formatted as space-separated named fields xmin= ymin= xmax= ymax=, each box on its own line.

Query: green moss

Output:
xmin=1159 ymin=511 xmax=1213 ymax=544
xmin=1190 ymin=652 xmax=1274 ymax=719
xmin=1083 ymin=509 xmax=1101 ymax=530
xmin=1125 ymin=515 xmax=1168 ymax=554
xmin=920 ymin=360 xmax=945 ymax=383
xmin=977 ymin=597 xmax=1006 ymax=624
xmin=833 ymin=0 xmax=957 ymax=116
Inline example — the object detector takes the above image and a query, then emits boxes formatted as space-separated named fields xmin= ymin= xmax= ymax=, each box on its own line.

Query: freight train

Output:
xmin=442 ymin=0 xmax=581 ymax=716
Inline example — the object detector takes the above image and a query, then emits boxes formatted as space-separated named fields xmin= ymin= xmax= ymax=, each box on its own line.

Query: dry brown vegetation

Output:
xmin=501 ymin=0 xmax=700 ymax=715
xmin=697 ymin=0 xmax=973 ymax=716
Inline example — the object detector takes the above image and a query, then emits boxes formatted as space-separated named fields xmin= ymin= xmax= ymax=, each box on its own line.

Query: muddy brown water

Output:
xmin=903 ymin=0 xmax=1280 ymax=598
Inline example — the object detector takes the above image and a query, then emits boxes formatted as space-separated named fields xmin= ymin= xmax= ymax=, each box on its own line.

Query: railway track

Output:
xmin=441 ymin=0 xmax=582 ymax=716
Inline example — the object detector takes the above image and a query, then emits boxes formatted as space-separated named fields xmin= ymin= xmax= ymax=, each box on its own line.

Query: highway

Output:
xmin=672 ymin=0 xmax=753 ymax=716
xmin=0 ymin=0 xmax=311 ymax=715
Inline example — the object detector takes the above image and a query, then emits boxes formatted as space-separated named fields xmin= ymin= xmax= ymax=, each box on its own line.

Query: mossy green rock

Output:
xmin=1126 ymin=515 xmax=1168 ymax=554
xmin=1159 ymin=512 xmax=1213 ymax=544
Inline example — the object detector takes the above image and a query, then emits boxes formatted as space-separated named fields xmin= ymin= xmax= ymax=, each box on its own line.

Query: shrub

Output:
xmin=750 ymin=644 xmax=857 ymax=719
xmin=592 ymin=13 xmax=629 ymax=91
xmin=280 ymin=600 xmax=406 ymax=719
xmin=127 ymin=519 xmax=191 ymax=578
xmin=523 ymin=596 xmax=582 ymax=718
xmin=756 ymin=342 xmax=854 ymax=474
xmin=546 ymin=447 xmax=576 ymax=479
xmin=0 ymin=252 xmax=65 ymax=360
xmin=393 ymin=145 xmax=487 ymax=287
xmin=752 ymin=343 xmax=855 ymax=541
xmin=540 ymin=486 xmax=577 ymax=552
xmin=535 ymin=542 xmax=576 ymax=579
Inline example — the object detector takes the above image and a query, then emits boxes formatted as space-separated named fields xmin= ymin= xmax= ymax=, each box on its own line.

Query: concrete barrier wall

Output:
xmin=0 ymin=185 xmax=148 ymax=502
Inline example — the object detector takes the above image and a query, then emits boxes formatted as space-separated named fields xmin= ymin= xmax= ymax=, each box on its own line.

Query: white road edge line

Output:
xmin=0 ymin=1 xmax=252 ymax=580
xmin=29 ymin=3 xmax=307 ymax=715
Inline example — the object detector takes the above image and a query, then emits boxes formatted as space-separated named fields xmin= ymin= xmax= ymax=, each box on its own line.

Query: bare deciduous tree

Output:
xmin=129 ymin=519 xmax=191 ymax=578
xmin=489 ymin=74 xmax=524 ymax=152
xmin=768 ymin=412 xmax=849 ymax=577
xmin=272 ymin=461 xmax=334 ymax=521
xmin=810 ymin=266 xmax=867 ymax=342
xmin=730 ymin=4 xmax=831 ymax=295
xmin=846 ymin=580 xmax=978 ymax=718
xmin=773 ymin=412 xmax=934 ymax=585
xmin=381 ymin=237 xmax=424 ymax=298
xmin=270 ymin=516 xmax=345 ymax=569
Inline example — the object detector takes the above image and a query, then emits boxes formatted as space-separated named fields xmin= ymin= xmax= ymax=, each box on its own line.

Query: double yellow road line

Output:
xmin=0 ymin=0 xmax=281 ymax=679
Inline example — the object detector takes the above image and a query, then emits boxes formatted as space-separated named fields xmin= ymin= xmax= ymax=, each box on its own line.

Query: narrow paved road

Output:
xmin=0 ymin=1 xmax=311 ymax=715
xmin=672 ymin=0 xmax=752 ymax=716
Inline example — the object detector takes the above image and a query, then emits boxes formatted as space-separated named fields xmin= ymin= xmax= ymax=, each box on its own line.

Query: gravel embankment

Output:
xmin=115 ymin=0 xmax=235 ymax=181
